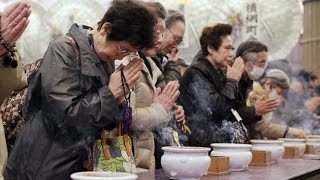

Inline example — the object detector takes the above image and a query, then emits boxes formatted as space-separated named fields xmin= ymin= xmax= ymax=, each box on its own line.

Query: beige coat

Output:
xmin=0 ymin=53 xmax=27 ymax=180
xmin=247 ymin=82 xmax=286 ymax=139
xmin=129 ymin=57 xmax=171 ymax=171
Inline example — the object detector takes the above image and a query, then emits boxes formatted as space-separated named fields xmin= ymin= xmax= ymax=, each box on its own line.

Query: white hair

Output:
xmin=242 ymin=52 xmax=257 ymax=63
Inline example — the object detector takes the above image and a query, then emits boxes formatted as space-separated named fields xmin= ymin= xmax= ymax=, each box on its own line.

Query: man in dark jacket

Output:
xmin=235 ymin=40 xmax=280 ymax=138
xmin=179 ymin=24 xmax=278 ymax=147
xmin=153 ymin=10 xmax=186 ymax=84
xmin=6 ymin=1 xmax=157 ymax=179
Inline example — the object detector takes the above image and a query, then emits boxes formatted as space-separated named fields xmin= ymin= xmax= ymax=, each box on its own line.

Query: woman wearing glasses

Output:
xmin=125 ymin=2 xmax=182 ymax=172
xmin=6 ymin=1 xmax=156 ymax=179
xmin=152 ymin=10 xmax=186 ymax=82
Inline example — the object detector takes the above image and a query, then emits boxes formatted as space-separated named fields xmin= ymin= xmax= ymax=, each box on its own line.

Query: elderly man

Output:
xmin=235 ymin=40 xmax=280 ymax=123
xmin=153 ymin=10 xmax=186 ymax=83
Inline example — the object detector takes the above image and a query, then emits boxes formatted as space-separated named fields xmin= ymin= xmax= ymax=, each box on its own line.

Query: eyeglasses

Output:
xmin=117 ymin=43 xmax=131 ymax=55
xmin=167 ymin=29 xmax=183 ymax=45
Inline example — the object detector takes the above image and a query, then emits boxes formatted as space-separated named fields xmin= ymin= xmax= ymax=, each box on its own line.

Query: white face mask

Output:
xmin=248 ymin=63 xmax=266 ymax=80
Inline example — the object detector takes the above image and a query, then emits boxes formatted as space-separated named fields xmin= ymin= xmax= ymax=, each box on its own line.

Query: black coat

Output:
xmin=6 ymin=24 xmax=121 ymax=180
xmin=178 ymin=57 xmax=257 ymax=147
xmin=152 ymin=54 xmax=181 ymax=84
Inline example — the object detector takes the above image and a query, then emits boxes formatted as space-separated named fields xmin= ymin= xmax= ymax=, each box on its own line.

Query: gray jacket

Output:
xmin=6 ymin=24 xmax=120 ymax=180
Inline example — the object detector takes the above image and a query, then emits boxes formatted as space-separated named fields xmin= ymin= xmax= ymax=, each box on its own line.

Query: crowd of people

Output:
xmin=0 ymin=0 xmax=318 ymax=179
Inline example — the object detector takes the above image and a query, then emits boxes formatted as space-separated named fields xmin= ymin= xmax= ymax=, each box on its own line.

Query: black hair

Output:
xmin=293 ymin=69 xmax=318 ymax=89
xmin=311 ymin=73 xmax=318 ymax=81
xmin=199 ymin=24 xmax=232 ymax=56
xmin=98 ymin=0 xmax=156 ymax=49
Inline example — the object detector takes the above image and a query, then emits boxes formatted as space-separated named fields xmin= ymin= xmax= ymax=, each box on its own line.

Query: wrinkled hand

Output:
xmin=304 ymin=96 xmax=320 ymax=112
xmin=153 ymin=81 xmax=180 ymax=110
xmin=167 ymin=47 xmax=180 ymax=62
xmin=0 ymin=2 xmax=31 ymax=55
xmin=254 ymin=95 xmax=279 ymax=116
xmin=173 ymin=104 xmax=185 ymax=124
xmin=288 ymin=128 xmax=306 ymax=139
xmin=226 ymin=57 xmax=244 ymax=82
xmin=108 ymin=58 xmax=143 ymax=99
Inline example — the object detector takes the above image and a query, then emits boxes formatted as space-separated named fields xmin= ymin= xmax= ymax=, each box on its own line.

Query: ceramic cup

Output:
xmin=250 ymin=139 xmax=284 ymax=163
xmin=161 ymin=146 xmax=211 ymax=180
xmin=210 ymin=143 xmax=252 ymax=172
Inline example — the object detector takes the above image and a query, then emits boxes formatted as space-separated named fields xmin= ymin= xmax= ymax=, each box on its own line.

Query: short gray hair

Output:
xmin=258 ymin=69 xmax=290 ymax=90
xmin=165 ymin=10 xmax=185 ymax=29
xmin=241 ymin=52 xmax=257 ymax=63
xmin=236 ymin=40 xmax=268 ymax=63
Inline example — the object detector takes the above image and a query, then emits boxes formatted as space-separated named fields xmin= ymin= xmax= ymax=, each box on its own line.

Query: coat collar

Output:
xmin=67 ymin=24 xmax=108 ymax=85
xmin=238 ymin=74 xmax=253 ymax=100
xmin=141 ymin=57 xmax=161 ymax=92
xmin=192 ymin=56 xmax=226 ymax=91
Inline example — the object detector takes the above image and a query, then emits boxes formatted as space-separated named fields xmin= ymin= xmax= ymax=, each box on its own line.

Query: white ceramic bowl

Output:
xmin=70 ymin=171 xmax=137 ymax=180
xmin=161 ymin=146 xmax=211 ymax=180
xmin=306 ymin=138 xmax=320 ymax=153
xmin=279 ymin=138 xmax=306 ymax=156
xmin=307 ymin=135 xmax=320 ymax=139
xmin=306 ymin=138 xmax=320 ymax=143
xmin=210 ymin=143 xmax=252 ymax=172
xmin=250 ymin=140 xmax=284 ymax=163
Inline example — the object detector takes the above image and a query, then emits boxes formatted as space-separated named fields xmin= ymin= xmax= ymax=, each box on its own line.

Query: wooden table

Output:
xmin=137 ymin=159 xmax=320 ymax=180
